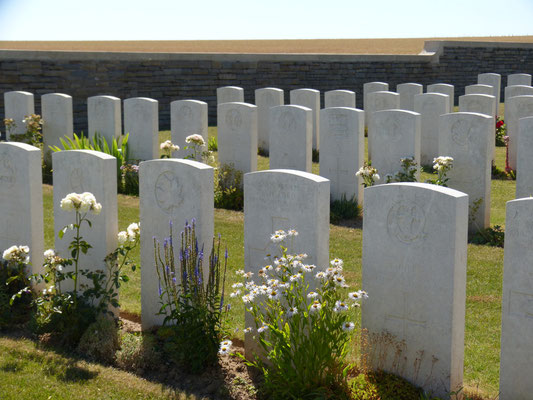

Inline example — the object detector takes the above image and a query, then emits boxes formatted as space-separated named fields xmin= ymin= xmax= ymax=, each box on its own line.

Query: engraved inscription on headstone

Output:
xmin=154 ymin=171 xmax=184 ymax=214
xmin=387 ymin=201 xmax=426 ymax=244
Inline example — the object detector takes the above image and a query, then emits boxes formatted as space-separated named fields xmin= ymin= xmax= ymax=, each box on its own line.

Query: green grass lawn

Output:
xmin=5 ymin=125 xmax=513 ymax=399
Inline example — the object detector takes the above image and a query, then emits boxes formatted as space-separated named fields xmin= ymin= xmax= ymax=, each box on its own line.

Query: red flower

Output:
xmin=496 ymin=120 xmax=504 ymax=128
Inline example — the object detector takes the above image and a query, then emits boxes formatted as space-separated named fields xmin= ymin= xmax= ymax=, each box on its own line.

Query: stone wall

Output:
xmin=0 ymin=40 xmax=532 ymax=131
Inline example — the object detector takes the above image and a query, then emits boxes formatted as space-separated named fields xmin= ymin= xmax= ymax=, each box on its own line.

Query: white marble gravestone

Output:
xmin=508 ymin=73 xmax=532 ymax=87
xmin=396 ymin=83 xmax=423 ymax=111
xmin=269 ymin=105 xmax=312 ymax=172
xmin=363 ymin=82 xmax=389 ymax=129
xmin=52 ymin=150 xmax=118 ymax=293
xmin=244 ymin=169 xmax=329 ymax=358
xmin=87 ymin=95 xmax=121 ymax=143
xmin=319 ymin=107 xmax=364 ymax=202
xmin=458 ymin=94 xmax=497 ymax=162
xmin=506 ymin=95 xmax=533 ymax=171
xmin=366 ymin=91 xmax=400 ymax=160
xmin=42 ymin=93 xmax=73 ymax=164
xmin=171 ymin=100 xmax=208 ymax=161
xmin=290 ymin=88 xmax=320 ymax=150
xmin=516 ymin=116 xmax=533 ymax=198
xmin=362 ymin=182 xmax=467 ymax=398
xmin=414 ymin=93 xmax=450 ymax=165
xmin=139 ymin=159 xmax=214 ymax=329
xmin=4 ymin=91 xmax=34 ymax=140
xmin=124 ymin=97 xmax=158 ymax=161
xmin=465 ymin=84 xmax=493 ymax=96
xmin=478 ymin=73 xmax=501 ymax=110
xmin=324 ymin=90 xmax=356 ymax=108
xmin=504 ymin=85 xmax=533 ymax=105
xmin=427 ymin=83 xmax=454 ymax=111
xmin=255 ymin=87 xmax=284 ymax=153
xmin=217 ymin=86 xmax=244 ymax=104
xmin=217 ymin=102 xmax=257 ymax=174
xmin=439 ymin=112 xmax=492 ymax=233
xmin=0 ymin=142 xmax=44 ymax=276
xmin=369 ymin=109 xmax=421 ymax=181
xmin=499 ymin=197 xmax=533 ymax=399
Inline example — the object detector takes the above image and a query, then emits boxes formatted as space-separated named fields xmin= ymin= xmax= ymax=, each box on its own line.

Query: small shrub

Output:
xmin=154 ymin=220 xmax=228 ymax=374
xmin=0 ymin=255 xmax=32 ymax=328
xmin=356 ymin=162 xmax=380 ymax=187
xmin=491 ymin=163 xmax=508 ymax=179
xmin=470 ymin=225 xmax=505 ymax=248
xmin=214 ymin=163 xmax=244 ymax=211
xmin=116 ymin=332 xmax=160 ymax=372
xmin=77 ymin=315 xmax=120 ymax=364
xmin=349 ymin=370 xmax=422 ymax=400
xmin=121 ymin=163 xmax=139 ymax=196
xmin=8 ymin=114 xmax=44 ymax=147
xmin=312 ymin=148 xmax=320 ymax=163
xmin=495 ymin=117 xmax=506 ymax=147
xmin=425 ymin=156 xmax=453 ymax=187
xmin=385 ymin=157 xmax=418 ymax=183
xmin=208 ymin=135 xmax=218 ymax=152
xmin=331 ymin=195 xmax=360 ymax=224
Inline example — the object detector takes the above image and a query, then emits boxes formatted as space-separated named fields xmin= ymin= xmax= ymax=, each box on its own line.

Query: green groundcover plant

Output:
xmin=227 ymin=229 xmax=367 ymax=399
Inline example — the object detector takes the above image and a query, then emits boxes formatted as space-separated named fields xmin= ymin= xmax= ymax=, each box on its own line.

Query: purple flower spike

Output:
xmin=158 ymin=282 xmax=162 ymax=296
xmin=191 ymin=217 xmax=196 ymax=224
xmin=225 ymin=248 xmax=229 ymax=260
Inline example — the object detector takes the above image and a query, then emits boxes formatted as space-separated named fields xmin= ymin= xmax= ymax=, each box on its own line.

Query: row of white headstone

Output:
xmin=0 ymin=140 xmax=530 ymax=399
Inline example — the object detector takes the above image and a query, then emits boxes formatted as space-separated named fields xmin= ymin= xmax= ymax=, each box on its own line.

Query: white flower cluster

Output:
xmin=60 ymin=192 xmax=102 ymax=215
xmin=117 ymin=222 xmax=140 ymax=245
xmin=269 ymin=229 xmax=298 ymax=243
xmin=2 ymin=245 xmax=30 ymax=264
xmin=160 ymin=140 xmax=180 ymax=152
xmin=355 ymin=165 xmax=380 ymax=181
xmin=43 ymin=249 xmax=63 ymax=271
xmin=219 ymin=339 xmax=232 ymax=355
xmin=185 ymin=134 xmax=206 ymax=146
xmin=433 ymin=156 xmax=453 ymax=172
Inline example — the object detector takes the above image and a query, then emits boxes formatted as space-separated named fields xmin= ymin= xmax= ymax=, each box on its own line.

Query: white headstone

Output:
xmin=0 ymin=142 xmax=44 ymax=276
xmin=362 ymin=182 xmax=467 ymax=398
xmin=324 ymin=90 xmax=356 ymax=108
xmin=87 ymin=95 xmax=121 ymax=143
xmin=255 ymin=87 xmax=284 ymax=153
xmin=42 ymin=93 xmax=73 ymax=164
xmin=124 ymin=97 xmax=158 ymax=161
xmin=516 ymin=116 xmax=533 ymax=198
xmin=217 ymin=86 xmax=244 ymax=104
xmin=139 ymin=159 xmax=214 ymax=330
xmin=269 ymin=105 xmax=312 ymax=172
xmin=427 ymin=83 xmax=454 ymax=111
xmin=478 ymin=73 xmax=501 ymax=111
xmin=369 ymin=109 xmax=421 ymax=181
xmin=505 ymin=95 xmax=533 ymax=170
xmin=244 ymin=169 xmax=329 ymax=357
xmin=363 ymin=82 xmax=389 ymax=128
xmin=217 ymin=102 xmax=257 ymax=174
xmin=439 ymin=112 xmax=492 ymax=233
xmin=4 ymin=91 xmax=34 ymax=140
xmin=499 ymin=197 xmax=533 ymax=399
xmin=171 ymin=100 xmax=208 ymax=161
xmin=396 ymin=83 xmax=423 ymax=111
xmin=52 ymin=150 xmax=118 ymax=293
xmin=290 ymin=88 xmax=320 ymax=150
xmin=414 ymin=93 xmax=450 ymax=165
xmin=366 ymin=91 xmax=400 ymax=160
xmin=319 ymin=107 xmax=364 ymax=202
xmin=508 ymin=73 xmax=532 ymax=87
xmin=504 ymin=85 xmax=533 ymax=106
xmin=465 ymin=84 xmax=493 ymax=96
xmin=458 ymin=94 xmax=497 ymax=162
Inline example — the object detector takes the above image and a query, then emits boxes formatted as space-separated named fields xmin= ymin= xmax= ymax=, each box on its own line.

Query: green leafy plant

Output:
xmin=470 ymin=225 xmax=505 ymax=247
xmin=208 ymin=135 xmax=218 ymax=152
xmin=495 ymin=117 xmax=506 ymax=147
xmin=9 ymin=192 xmax=139 ymax=347
xmin=232 ymin=230 xmax=365 ymax=399
xmin=330 ymin=195 xmax=360 ymax=224
xmin=77 ymin=314 xmax=120 ymax=364
xmin=8 ymin=114 xmax=44 ymax=147
xmin=120 ymin=163 xmax=139 ymax=196
xmin=425 ymin=156 xmax=453 ymax=187
xmin=50 ymin=133 xmax=130 ymax=193
xmin=356 ymin=161 xmax=380 ymax=188
xmin=154 ymin=220 xmax=228 ymax=374
xmin=183 ymin=134 xmax=214 ymax=164
xmin=385 ymin=157 xmax=418 ymax=183
xmin=349 ymin=370 xmax=422 ymax=400
xmin=214 ymin=163 xmax=244 ymax=211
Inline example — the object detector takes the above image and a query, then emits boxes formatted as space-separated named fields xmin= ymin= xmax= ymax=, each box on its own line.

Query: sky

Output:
xmin=0 ymin=0 xmax=532 ymax=41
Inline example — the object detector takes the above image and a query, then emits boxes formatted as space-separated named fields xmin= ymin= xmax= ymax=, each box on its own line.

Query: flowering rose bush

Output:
xmin=385 ymin=157 xmax=418 ymax=183
xmin=356 ymin=162 xmax=380 ymax=188
xmin=495 ymin=117 xmax=506 ymax=147
xmin=160 ymin=140 xmax=179 ymax=158
xmin=8 ymin=114 xmax=44 ymax=146
xmin=229 ymin=230 xmax=366 ymax=399
xmin=184 ymin=134 xmax=214 ymax=164
xmin=1 ymin=245 xmax=32 ymax=327
xmin=425 ymin=156 xmax=453 ymax=186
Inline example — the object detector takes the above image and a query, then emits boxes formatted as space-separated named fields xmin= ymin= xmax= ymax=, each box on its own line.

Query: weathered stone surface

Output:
xmin=396 ymin=83 xmax=423 ymax=111
xmin=290 ymin=88 xmax=320 ymax=150
xmin=362 ymin=182 xmax=467 ymax=399
xmin=324 ymin=89 xmax=356 ymax=108
xmin=139 ymin=159 xmax=214 ymax=329
xmin=87 ymin=95 xmax=121 ymax=143
xmin=427 ymin=83 xmax=454 ymax=111
xmin=217 ymin=86 xmax=244 ymax=104
xmin=42 ymin=93 xmax=73 ymax=164
xmin=171 ymin=99 xmax=208 ymax=161
xmin=363 ymin=82 xmax=389 ymax=128
xmin=478 ymin=73 xmax=501 ymax=110
xmin=505 ymin=95 xmax=533 ymax=170
xmin=4 ymin=91 xmax=34 ymax=140
xmin=508 ymin=73 xmax=532 ymax=87
xmin=320 ymin=107 xmax=364 ymax=202
xmin=255 ymin=87 xmax=284 ymax=152
xmin=414 ymin=93 xmax=450 ymax=165
xmin=516 ymin=116 xmax=533 ymax=198
xmin=124 ymin=97 xmax=158 ymax=161
xmin=366 ymin=91 xmax=400 ymax=160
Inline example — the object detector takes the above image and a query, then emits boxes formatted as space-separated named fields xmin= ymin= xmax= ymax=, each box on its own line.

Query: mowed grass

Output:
xmin=21 ymin=125 xmax=513 ymax=398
